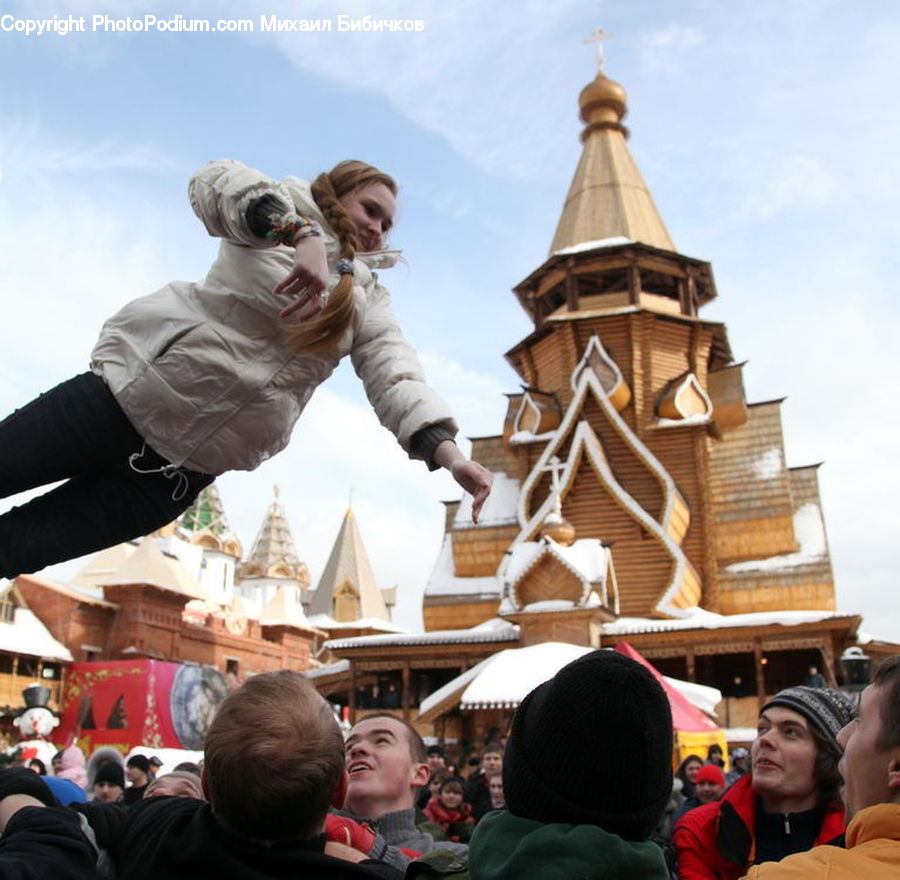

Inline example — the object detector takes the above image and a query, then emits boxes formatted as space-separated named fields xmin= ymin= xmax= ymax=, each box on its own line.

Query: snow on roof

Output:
xmin=552 ymin=237 xmax=634 ymax=257
xmin=15 ymin=574 xmax=117 ymax=609
xmin=307 ymin=614 xmax=407 ymax=633
xmin=453 ymin=471 xmax=520 ymax=528
xmin=505 ymin=537 xmax=609 ymax=590
xmin=91 ymin=537 xmax=207 ymax=600
xmin=653 ymin=414 xmax=712 ymax=429
xmin=0 ymin=608 xmax=73 ymax=662
xmin=753 ymin=447 xmax=783 ymax=480
xmin=664 ymin=676 xmax=721 ymax=718
xmin=324 ymin=618 xmax=518 ymax=651
xmin=460 ymin=642 xmax=595 ymax=709
xmin=602 ymin=606 xmax=848 ymax=636
xmin=725 ymin=503 xmax=826 ymax=574
xmin=725 ymin=727 xmax=758 ymax=743
xmin=418 ymin=642 xmax=726 ymax=719
xmin=419 ymin=654 xmax=497 ymax=716
xmin=424 ymin=533 xmax=501 ymax=598
xmin=125 ymin=747 xmax=204 ymax=776
xmin=509 ymin=430 xmax=556 ymax=445
xmin=305 ymin=659 xmax=350 ymax=680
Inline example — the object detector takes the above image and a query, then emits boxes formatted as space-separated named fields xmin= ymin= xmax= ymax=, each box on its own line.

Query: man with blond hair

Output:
xmin=741 ymin=657 xmax=900 ymax=878
xmin=87 ymin=671 xmax=402 ymax=879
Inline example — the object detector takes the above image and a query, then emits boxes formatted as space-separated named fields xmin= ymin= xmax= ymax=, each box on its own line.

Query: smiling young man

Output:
xmin=337 ymin=714 xmax=468 ymax=862
xmin=740 ymin=657 xmax=900 ymax=878
xmin=673 ymin=686 xmax=855 ymax=880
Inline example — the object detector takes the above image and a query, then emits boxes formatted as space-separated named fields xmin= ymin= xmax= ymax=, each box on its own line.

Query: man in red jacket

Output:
xmin=739 ymin=655 xmax=900 ymax=878
xmin=672 ymin=686 xmax=855 ymax=880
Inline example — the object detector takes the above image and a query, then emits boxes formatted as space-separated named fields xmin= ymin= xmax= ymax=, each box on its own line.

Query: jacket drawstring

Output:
xmin=128 ymin=443 xmax=190 ymax=502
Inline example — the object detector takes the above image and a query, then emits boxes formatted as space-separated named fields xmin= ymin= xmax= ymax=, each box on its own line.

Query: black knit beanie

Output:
xmin=94 ymin=761 xmax=125 ymax=788
xmin=502 ymin=650 xmax=673 ymax=841
xmin=0 ymin=767 xmax=59 ymax=808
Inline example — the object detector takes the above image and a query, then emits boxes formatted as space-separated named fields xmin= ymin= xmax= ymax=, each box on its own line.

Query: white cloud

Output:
xmin=739 ymin=154 xmax=836 ymax=220
xmin=638 ymin=23 xmax=705 ymax=72
xmin=0 ymin=113 xmax=173 ymax=185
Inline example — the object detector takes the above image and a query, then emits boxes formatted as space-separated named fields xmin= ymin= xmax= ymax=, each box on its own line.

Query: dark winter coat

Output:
xmin=467 ymin=809 xmax=670 ymax=880
xmin=0 ymin=806 xmax=97 ymax=880
xmin=463 ymin=774 xmax=492 ymax=822
xmin=81 ymin=796 xmax=403 ymax=880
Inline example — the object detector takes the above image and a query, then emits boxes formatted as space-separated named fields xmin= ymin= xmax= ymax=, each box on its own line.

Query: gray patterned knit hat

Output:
xmin=760 ymin=686 xmax=856 ymax=740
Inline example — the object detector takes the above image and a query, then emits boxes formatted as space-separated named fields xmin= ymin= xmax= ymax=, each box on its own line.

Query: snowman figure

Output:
xmin=11 ymin=684 xmax=60 ymax=768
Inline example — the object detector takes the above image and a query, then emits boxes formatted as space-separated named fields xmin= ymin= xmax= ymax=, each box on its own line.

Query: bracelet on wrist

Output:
xmin=266 ymin=212 xmax=322 ymax=247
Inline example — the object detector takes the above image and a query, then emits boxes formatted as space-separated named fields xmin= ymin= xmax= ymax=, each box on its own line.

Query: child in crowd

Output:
xmin=423 ymin=777 xmax=475 ymax=842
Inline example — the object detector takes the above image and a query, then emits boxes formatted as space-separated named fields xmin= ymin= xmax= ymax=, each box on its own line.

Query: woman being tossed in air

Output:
xmin=0 ymin=158 xmax=492 ymax=578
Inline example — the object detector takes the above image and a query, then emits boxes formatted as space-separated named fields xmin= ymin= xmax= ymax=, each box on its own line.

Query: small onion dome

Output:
xmin=540 ymin=510 xmax=577 ymax=547
xmin=579 ymin=73 xmax=627 ymax=127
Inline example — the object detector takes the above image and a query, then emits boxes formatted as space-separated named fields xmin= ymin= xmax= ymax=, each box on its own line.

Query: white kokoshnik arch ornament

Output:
xmin=511 ymin=335 xmax=701 ymax=616
xmin=570 ymin=335 xmax=631 ymax=412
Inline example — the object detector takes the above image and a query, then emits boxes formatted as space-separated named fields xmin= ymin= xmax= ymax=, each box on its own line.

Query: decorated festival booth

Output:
xmin=58 ymin=659 xmax=229 ymax=754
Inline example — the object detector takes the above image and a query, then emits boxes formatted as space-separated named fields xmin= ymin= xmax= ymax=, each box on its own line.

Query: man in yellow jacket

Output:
xmin=742 ymin=655 xmax=900 ymax=879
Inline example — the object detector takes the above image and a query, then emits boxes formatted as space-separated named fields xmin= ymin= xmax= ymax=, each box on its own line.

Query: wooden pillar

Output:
xmin=349 ymin=665 xmax=357 ymax=725
xmin=754 ymin=640 xmax=767 ymax=711
xmin=628 ymin=262 xmax=641 ymax=305
xmin=437 ymin=715 xmax=446 ymax=746
xmin=565 ymin=260 xmax=579 ymax=311
xmin=686 ymin=271 xmax=699 ymax=316
xmin=677 ymin=277 xmax=689 ymax=314
xmin=820 ymin=640 xmax=838 ymax=688
xmin=685 ymin=646 xmax=696 ymax=682
xmin=401 ymin=661 xmax=411 ymax=723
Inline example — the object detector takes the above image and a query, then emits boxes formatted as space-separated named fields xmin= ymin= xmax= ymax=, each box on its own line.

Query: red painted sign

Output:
xmin=59 ymin=659 xmax=228 ymax=753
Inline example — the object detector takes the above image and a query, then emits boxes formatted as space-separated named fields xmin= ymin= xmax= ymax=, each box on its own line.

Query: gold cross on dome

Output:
xmin=583 ymin=27 xmax=612 ymax=73
xmin=544 ymin=455 xmax=566 ymax=514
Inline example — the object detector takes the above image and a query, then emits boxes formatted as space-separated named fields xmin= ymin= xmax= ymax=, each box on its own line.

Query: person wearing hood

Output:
xmin=55 ymin=744 xmax=87 ymax=791
xmin=445 ymin=650 xmax=674 ymax=880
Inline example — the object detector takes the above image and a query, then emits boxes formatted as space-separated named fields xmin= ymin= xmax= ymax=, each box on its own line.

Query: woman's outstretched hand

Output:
xmin=452 ymin=460 xmax=493 ymax=524
xmin=433 ymin=440 xmax=493 ymax=524
xmin=274 ymin=235 xmax=330 ymax=320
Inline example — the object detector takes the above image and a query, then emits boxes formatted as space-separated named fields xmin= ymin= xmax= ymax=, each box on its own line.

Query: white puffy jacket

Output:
xmin=91 ymin=159 xmax=457 ymax=474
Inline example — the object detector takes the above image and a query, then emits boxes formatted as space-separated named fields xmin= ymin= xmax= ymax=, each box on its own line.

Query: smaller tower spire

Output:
xmin=307 ymin=507 xmax=389 ymax=622
xmin=238 ymin=487 xmax=307 ymax=583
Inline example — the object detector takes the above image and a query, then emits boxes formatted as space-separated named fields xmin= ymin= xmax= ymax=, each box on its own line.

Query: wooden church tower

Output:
xmin=423 ymin=59 xmax=837 ymax=635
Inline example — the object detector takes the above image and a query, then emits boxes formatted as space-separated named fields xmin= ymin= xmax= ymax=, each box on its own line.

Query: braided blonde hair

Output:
xmin=288 ymin=160 xmax=397 ymax=355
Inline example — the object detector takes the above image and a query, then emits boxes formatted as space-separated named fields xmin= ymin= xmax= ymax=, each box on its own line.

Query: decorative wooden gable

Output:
xmin=513 ymin=335 xmax=701 ymax=617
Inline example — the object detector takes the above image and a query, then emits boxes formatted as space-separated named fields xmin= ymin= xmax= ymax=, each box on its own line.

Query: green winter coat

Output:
xmin=464 ymin=809 xmax=669 ymax=880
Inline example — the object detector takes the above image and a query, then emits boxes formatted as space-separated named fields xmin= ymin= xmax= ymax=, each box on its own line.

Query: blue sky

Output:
xmin=3 ymin=1 xmax=900 ymax=640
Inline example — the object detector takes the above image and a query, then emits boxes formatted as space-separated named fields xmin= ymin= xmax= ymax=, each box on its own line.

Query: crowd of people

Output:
xmin=0 ymin=651 xmax=897 ymax=878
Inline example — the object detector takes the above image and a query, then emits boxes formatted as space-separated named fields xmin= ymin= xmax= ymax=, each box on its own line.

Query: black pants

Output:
xmin=0 ymin=373 xmax=213 ymax=578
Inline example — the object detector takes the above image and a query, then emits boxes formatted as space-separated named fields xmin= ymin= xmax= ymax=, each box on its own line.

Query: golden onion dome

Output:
xmin=579 ymin=73 xmax=628 ymax=127
xmin=540 ymin=512 xmax=577 ymax=547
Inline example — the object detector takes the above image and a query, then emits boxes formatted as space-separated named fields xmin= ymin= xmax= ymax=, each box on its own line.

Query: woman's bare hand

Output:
xmin=451 ymin=459 xmax=493 ymax=524
xmin=274 ymin=235 xmax=330 ymax=320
